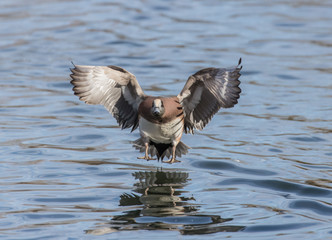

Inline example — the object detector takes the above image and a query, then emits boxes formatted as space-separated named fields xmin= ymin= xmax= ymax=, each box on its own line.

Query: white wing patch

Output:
xmin=218 ymin=70 xmax=229 ymax=100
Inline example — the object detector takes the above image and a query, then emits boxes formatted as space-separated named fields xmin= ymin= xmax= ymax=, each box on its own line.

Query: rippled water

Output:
xmin=1 ymin=0 xmax=331 ymax=239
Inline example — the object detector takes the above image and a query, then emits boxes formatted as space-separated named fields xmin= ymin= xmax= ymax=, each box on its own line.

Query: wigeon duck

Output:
xmin=70 ymin=59 xmax=242 ymax=163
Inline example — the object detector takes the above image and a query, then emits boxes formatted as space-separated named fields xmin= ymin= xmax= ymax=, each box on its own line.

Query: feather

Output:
xmin=178 ymin=58 xmax=242 ymax=133
xmin=70 ymin=64 xmax=146 ymax=130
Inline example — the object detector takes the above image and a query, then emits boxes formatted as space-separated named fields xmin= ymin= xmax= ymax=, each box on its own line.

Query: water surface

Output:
xmin=0 ymin=0 xmax=331 ymax=239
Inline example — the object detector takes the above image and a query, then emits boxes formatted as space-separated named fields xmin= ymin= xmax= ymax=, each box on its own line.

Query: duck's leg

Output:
xmin=137 ymin=142 xmax=156 ymax=160
xmin=163 ymin=144 xmax=181 ymax=164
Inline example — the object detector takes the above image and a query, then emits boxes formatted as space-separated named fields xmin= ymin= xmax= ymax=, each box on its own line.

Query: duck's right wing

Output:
xmin=177 ymin=58 xmax=242 ymax=133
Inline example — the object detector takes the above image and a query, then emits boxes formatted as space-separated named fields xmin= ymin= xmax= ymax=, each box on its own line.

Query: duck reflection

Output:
xmin=86 ymin=170 xmax=244 ymax=235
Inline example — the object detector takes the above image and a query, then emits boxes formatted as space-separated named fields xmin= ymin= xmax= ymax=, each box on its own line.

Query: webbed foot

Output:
xmin=137 ymin=156 xmax=156 ymax=161
xmin=163 ymin=158 xmax=181 ymax=164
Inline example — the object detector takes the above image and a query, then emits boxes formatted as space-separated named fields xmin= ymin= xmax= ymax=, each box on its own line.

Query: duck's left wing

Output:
xmin=177 ymin=58 xmax=242 ymax=133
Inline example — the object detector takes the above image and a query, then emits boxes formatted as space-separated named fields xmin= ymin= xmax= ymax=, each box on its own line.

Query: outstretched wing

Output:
xmin=70 ymin=64 xmax=146 ymax=131
xmin=178 ymin=58 xmax=242 ymax=134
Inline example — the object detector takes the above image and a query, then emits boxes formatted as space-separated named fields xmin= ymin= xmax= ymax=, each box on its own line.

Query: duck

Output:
xmin=70 ymin=58 xmax=242 ymax=163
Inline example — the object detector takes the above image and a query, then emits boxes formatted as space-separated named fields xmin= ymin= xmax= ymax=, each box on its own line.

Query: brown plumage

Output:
xmin=138 ymin=97 xmax=183 ymax=124
xmin=70 ymin=58 xmax=242 ymax=163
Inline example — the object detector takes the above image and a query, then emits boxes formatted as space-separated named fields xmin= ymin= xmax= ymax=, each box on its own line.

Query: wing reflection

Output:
xmin=86 ymin=170 xmax=244 ymax=235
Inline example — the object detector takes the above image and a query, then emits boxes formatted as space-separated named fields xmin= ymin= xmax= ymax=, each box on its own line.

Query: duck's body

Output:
xmin=70 ymin=59 xmax=242 ymax=163
xmin=139 ymin=97 xmax=184 ymax=145
xmin=137 ymin=96 xmax=186 ymax=163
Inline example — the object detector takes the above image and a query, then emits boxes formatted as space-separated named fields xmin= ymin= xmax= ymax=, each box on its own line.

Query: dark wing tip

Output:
xmin=70 ymin=79 xmax=75 ymax=87
xmin=238 ymin=58 xmax=243 ymax=71
xmin=107 ymin=65 xmax=128 ymax=74
xmin=69 ymin=61 xmax=76 ymax=72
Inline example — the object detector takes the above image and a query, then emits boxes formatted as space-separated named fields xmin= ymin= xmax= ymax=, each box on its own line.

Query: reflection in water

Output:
xmin=86 ymin=170 xmax=244 ymax=235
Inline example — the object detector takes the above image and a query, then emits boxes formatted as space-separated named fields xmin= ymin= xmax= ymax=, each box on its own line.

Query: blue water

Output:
xmin=0 ymin=0 xmax=331 ymax=239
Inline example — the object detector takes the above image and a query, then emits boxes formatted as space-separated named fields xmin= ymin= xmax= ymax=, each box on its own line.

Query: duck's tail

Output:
xmin=132 ymin=138 xmax=190 ymax=160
